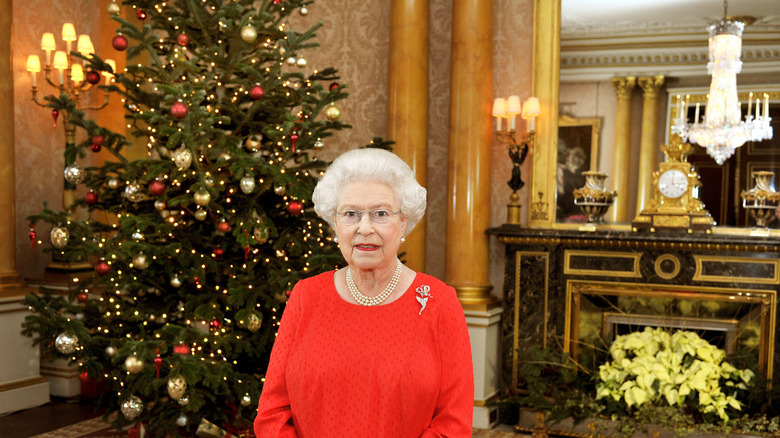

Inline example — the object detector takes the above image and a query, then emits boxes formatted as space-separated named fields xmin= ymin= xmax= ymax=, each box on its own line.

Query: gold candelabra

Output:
xmin=493 ymin=95 xmax=540 ymax=224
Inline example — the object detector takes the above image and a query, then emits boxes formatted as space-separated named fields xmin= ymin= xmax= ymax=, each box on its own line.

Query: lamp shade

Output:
xmin=71 ymin=63 xmax=84 ymax=82
xmin=521 ymin=97 xmax=541 ymax=119
xmin=103 ymin=59 xmax=117 ymax=75
xmin=77 ymin=35 xmax=94 ymax=56
xmin=41 ymin=33 xmax=56 ymax=51
xmin=26 ymin=55 xmax=41 ymax=73
xmin=62 ymin=23 xmax=77 ymax=42
xmin=492 ymin=98 xmax=507 ymax=117
xmin=506 ymin=95 xmax=522 ymax=115
xmin=52 ymin=51 xmax=68 ymax=70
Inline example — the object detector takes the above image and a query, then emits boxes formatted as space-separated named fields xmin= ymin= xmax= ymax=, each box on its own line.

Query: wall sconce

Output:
xmin=493 ymin=95 xmax=540 ymax=224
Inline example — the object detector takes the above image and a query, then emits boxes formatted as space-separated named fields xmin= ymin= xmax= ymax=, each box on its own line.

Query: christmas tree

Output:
xmin=22 ymin=0 xmax=348 ymax=435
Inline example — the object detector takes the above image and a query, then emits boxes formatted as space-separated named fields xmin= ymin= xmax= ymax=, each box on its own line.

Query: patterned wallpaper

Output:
xmin=11 ymin=0 xmax=534 ymax=297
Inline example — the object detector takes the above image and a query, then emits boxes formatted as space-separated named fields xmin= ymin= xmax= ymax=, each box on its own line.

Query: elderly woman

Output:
xmin=254 ymin=148 xmax=474 ymax=437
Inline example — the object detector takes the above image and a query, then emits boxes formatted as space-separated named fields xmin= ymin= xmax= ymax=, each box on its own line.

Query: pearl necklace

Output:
xmin=346 ymin=260 xmax=402 ymax=306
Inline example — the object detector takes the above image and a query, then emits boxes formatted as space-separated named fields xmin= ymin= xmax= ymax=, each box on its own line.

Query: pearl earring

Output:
xmin=333 ymin=237 xmax=339 ymax=243
xmin=401 ymin=237 xmax=405 ymax=242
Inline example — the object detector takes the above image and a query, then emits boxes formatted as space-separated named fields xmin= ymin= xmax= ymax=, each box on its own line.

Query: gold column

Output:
xmin=527 ymin=0 xmax=560 ymax=228
xmin=446 ymin=0 xmax=494 ymax=305
xmin=0 ymin=0 xmax=25 ymax=297
xmin=609 ymin=76 xmax=636 ymax=223
xmin=636 ymin=76 xmax=665 ymax=214
xmin=388 ymin=0 xmax=428 ymax=273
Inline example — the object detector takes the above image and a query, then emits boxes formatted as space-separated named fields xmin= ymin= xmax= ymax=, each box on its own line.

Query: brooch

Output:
xmin=416 ymin=285 xmax=432 ymax=315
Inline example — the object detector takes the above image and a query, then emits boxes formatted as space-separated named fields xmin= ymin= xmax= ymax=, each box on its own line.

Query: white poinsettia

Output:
xmin=595 ymin=327 xmax=754 ymax=422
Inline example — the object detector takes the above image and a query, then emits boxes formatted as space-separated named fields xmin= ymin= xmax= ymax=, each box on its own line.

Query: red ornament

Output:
xmin=85 ymin=191 xmax=98 ymax=205
xmin=243 ymin=245 xmax=250 ymax=262
xmin=249 ymin=85 xmax=265 ymax=100
xmin=177 ymin=33 xmax=189 ymax=46
xmin=86 ymin=70 xmax=101 ymax=85
xmin=79 ymin=371 xmax=90 ymax=383
xmin=154 ymin=356 xmax=162 ymax=378
xmin=91 ymin=135 xmax=104 ymax=152
xmin=28 ymin=227 xmax=36 ymax=251
xmin=290 ymin=133 xmax=298 ymax=153
xmin=217 ymin=221 xmax=231 ymax=233
xmin=273 ymin=0 xmax=282 ymax=4
xmin=329 ymin=82 xmax=339 ymax=92
xmin=286 ymin=289 xmax=292 ymax=297
xmin=112 ymin=34 xmax=128 ymax=51
xmin=148 ymin=179 xmax=165 ymax=196
xmin=209 ymin=319 xmax=221 ymax=330
xmin=213 ymin=247 xmax=224 ymax=258
xmin=51 ymin=109 xmax=59 ymax=128
xmin=95 ymin=260 xmax=110 ymax=276
xmin=173 ymin=344 xmax=190 ymax=355
xmin=171 ymin=101 xmax=188 ymax=119
xmin=287 ymin=200 xmax=303 ymax=215
xmin=91 ymin=143 xmax=101 ymax=152
xmin=77 ymin=292 xmax=88 ymax=303
xmin=136 ymin=9 xmax=147 ymax=20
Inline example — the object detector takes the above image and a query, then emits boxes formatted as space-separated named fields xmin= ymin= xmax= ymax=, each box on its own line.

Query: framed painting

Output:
xmin=556 ymin=115 xmax=601 ymax=223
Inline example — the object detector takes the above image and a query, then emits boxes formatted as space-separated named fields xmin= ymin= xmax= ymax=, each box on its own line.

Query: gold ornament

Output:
xmin=55 ymin=332 xmax=79 ymax=354
xmin=50 ymin=226 xmax=69 ymax=249
xmin=124 ymin=355 xmax=144 ymax=373
xmin=64 ymin=164 xmax=85 ymax=184
xmin=325 ymin=104 xmax=341 ymax=121
xmin=296 ymin=57 xmax=307 ymax=68
xmin=194 ymin=209 xmax=208 ymax=221
xmin=106 ymin=1 xmax=121 ymax=15
xmin=286 ymin=56 xmax=297 ymax=66
xmin=242 ymin=312 xmax=263 ymax=332
xmin=173 ymin=146 xmax=193 ymax=170
xmin=241 ymin=394 xmax=252 ymax=406
xmin=193 ymin=190 xmax=211 ymax=206
xmin=253 ymin=225 xmax=269 ymax=244
xmin=133 ymin=253 xmax=149 ymax=270
xmin=245 ymin=136 xmax=262 ymax=152
xmin=154 ymin=199 xmax=166 ymax=211
xmin=240 ymin=25 xmax=258 ymax=43
xmin=124 ymin=182 xmax=144 ymax=202
xmin=167 ymin=375 xmax=188 ymax=400
xmin=240 ymin=176 xmax=256 ymax=194
xmin=170 ymin=276 xmax=182 ymax=288
xmin=107 ymin=177 xmax=121 ymax=189
xmin=120 ymin=396 xmax=143 ymax=420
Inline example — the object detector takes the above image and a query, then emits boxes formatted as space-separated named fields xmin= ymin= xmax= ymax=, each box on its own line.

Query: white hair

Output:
xmin=312 ymin=148 xmax=427 ymax=236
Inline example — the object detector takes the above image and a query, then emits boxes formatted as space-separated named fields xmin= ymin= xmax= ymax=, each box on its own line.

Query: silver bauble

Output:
xmin=50 ymin=227 xmax=70 ymax=249
xmin=299 ymin=6 xmax=308 ymax=15
xmin=313 ymin=139 xmax=324 ymax=149
xmin=107 ymin=177 xmax=121 ymax=189
xmin=253 ymin=225 xmax=270 ymax=244
xmin=245 ymin=136 xmax=262 ymax=152
xmin=240 ymin=177 xmax=256 ymax=194
xmin=64 ymin=164 xmax=85 ymax=184
xmin=106 ymin=1 xmax=121 ymax=15
xmin=167 ymin=375 xmax=187 ymax=400
xmin=170 ymin=276 xmax=182 ymax=288
xmin=176 ymin=414 xmax=188 ymax=427
xmin=177 ymin=395 xmax=189 ymax=406
xmin=124 ymin=182 xmax=144 ymax=202
xmin=160 ymin=209 xmax=171 ymax=219
xmin=218 ymin=152 xmax=231 ymax=162
xmin=74 ymin=313 xmax=85 ymax=321
xmin=194 ymin=209 xmax=208 ymax=221
xmin=325 ymin=104 xmax=341 ymax=121
xmin=274 ymin=185 xmax=286 ymax=196
xmin=204 ymin=176 xmax=215 ymax=187
xmin=240 ymin=25 xmax=258 ymax=43
xmin=241 ymin=394 xmax=252 ymax=406
xmin=105 ymin=346 xmax=118 ymax=357
xmin=296 ymin=57 xmax=307 ymax=68
xmin=55 ymin=332 xmax=79 ymax=354
xmin=120 ymin=395 xmax=143 ymax=420
xmin=193 ymin=190 xmax=211 ymax=206
xmin=173 ymin=146 xmax=193 ymax=170
xmin=133 ymin=253 xmax=149 ymax=270
xmin=131 ymin=230 xmax=144 ymax=240
xmin=243 ymin=312 xmax=262 ymax=332
xmin=124 ymin=355 xmax=144 ymax=373
xmin=286 ymin=56 xmax=297 ymax=66
xmin=154 ymin=200 xmax=166 ymax=211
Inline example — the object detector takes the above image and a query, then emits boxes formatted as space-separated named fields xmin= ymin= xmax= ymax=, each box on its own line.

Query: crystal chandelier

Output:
xmin=673 ymin=4 xmax=773 ymax=165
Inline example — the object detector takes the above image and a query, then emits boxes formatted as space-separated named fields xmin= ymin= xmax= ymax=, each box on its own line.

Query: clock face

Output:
xmin=658 ymin=169 xmax=689 ymax=199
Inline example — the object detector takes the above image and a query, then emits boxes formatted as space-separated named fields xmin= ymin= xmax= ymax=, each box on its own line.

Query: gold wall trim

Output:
xmin=0 ymin=376 xmax=48 ymax=393
xmin=693 ymin=255 xmax=780 ymax=284
xmin=513 ymin=251 xmax=549 ymax=390
xmin=473 ymin=393 xmax=499 ymax=407
xmin=654 ymin=254 xmax=681 ymax=280
xmin=497 ymin=235 xmax=780 ymax=253
xmin=563 ymin=250 xmax=641 ymax=278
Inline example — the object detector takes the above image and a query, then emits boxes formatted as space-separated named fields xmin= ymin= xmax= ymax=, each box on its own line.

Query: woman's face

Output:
xmin=334 ymin=180 xmax=407 ymax=272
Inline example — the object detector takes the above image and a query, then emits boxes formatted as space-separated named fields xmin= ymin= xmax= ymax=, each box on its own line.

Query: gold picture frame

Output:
xmin=556 ymin=115 xmax=602 ymax=224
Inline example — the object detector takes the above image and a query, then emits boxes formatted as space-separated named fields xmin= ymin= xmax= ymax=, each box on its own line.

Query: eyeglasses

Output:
xmin=336 ymin=209 xmax=400 ymax=225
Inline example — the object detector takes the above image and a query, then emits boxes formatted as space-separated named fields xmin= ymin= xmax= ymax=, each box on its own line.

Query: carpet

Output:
xmin=32 ymin=418 xmax=522 ymax=437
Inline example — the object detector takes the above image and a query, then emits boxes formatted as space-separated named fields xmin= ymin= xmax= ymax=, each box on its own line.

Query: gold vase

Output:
xmin=573 ymin=171 xmax=617 ymax=224
xmin=741 ymin=171 xmax=780 ymax=229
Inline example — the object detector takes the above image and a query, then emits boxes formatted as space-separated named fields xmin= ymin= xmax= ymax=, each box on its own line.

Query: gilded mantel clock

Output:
xmin=632 ymin=134 xmax=715 ymax=232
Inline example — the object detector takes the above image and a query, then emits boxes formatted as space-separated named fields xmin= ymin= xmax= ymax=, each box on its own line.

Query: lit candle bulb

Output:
xmin=41 ymin=33 xmax=56 ymax=66
xmin=694 ymin=103 xmax=700 ymax=124
xmin=103 ymin=59 xmax=116 ymax=85
xmin=764 ymin=93 xmax=769 ymax=118
xmin=756 ymin=98 xmax=761 ymax=119
xmin=71 ymin=63 xmax=84 ymax=84
xmin=748 ymin=92 xmax=753 ymax=117
xmin=506 ymin=95 xmax=521 ymax=131
xmin=492 ymin=98 xmax=507 ymax=131
xmin=26 ymin=55 xmax=41 ymax=87
xmin=62 ymin=23 xmax=77 ymax=54
xmin=52 ymin=50 xmax=68 ymax=85
xmin=522 ymin=97 xmax=541 ymax=133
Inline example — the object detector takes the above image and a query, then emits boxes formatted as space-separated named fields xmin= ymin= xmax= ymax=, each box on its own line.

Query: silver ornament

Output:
xmin=105 ymin=346 xmax=118 ymax=357
xmin=194 ymin=209 xmax=208 ymax=221
xmin=243 ymin=312 xmax=262 ymax=332
xmin=241 ymin=394 xmax=252 ymax=406
xmin=167 ymin=375 xmax=188 ymax=400
xmin=240 ymin=25 xmax=258 ymax=43
xmin=120 ymin=395 xmax=143 ymax=420
xmin=274 ymin=185 xmax=286 ymax=195
xmin=55 ymin=332 xmax=79 ymax=354
xmin=176 ymin=414 xmax=188 ymax=427
xmin=240 ymin=176 xmax=256 ymax=194
xmin=299 ymin=6 xmax=308 ymax=15
xmin=124 ymin=182 xmax=144 ymax=202
xmin=124 ymin=355 xmax=144 ymax=373
xmin=253 ymin=225 xmax=269 ymax=244
xmin=107 ymin=177 xmax=121 ymax=189
xmin=160 ymin=209 xmax=171 ymax=219
xmin=75 ymin=313 xmax=85 ymax=321
xmin=133 ymin=253 xmax=149 ymax=270
xmin=245 ymin=136 xmax=262 ymax=152
xmin=177 ymin=395 xmax=189 ymax=406
xmin=50 ymin=227 xmax=70 ymax=249
xmin=218 ymin=152 xmax=231 ymax=162
xmin=154 ymin=199 xmax=166 ymax=211
xmin=296 ymin=57 xmax=307 ymax=68
xmin=286 ymin=56 xmax=297 ymax=66
xmin=106 ymin=1 xmax=121 ymax=15
xmin=204 ymin=176 xmax=215 ymax=187
xmin=173 ymin=146 xmax=193 ymax=170
xmin=170 ymin=276 xmax=182 ymax=288
xmin=313 ymin=139 xmax=324 ymax=149
xmin=132 ymin=230 xmax=144 ymax=240
xmin=64 ymin=164 xmax=85 ymax=184
xmin=193 ymin=190 xmax=211 ymax=206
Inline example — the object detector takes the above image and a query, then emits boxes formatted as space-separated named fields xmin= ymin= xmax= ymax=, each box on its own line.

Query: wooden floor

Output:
xmin=0 ymin=397 xmax=105 ymax=438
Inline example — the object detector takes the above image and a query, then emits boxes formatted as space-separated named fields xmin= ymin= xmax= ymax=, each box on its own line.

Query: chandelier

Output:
xmin=673 ymin=4 xmax=773 ymax=165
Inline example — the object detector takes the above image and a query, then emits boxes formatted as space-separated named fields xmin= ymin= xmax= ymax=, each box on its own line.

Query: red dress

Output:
xmin=254 ymin=270 xmax=474 ymax=437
